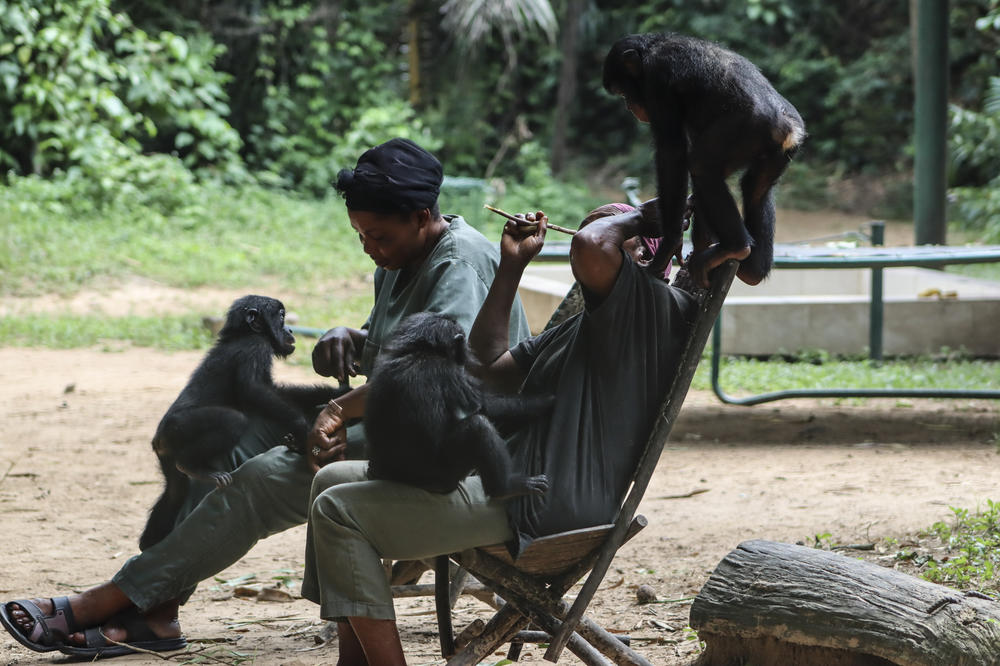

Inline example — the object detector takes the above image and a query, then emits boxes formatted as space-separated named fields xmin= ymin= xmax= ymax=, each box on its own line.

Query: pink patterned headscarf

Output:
xmin=597 ymin=203 xmax=671 ymax=279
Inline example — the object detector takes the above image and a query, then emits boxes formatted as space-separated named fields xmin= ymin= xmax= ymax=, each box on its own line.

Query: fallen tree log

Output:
xmin=689 ymin=539 xmax=1000 ymax=666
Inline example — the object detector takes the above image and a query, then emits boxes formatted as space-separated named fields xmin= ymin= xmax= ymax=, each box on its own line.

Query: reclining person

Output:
xmin=299 ymin=201 xmax=699 ymax=664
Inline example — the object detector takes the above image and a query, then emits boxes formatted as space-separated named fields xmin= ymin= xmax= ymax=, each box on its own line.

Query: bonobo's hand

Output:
xmin=513 ymin=474 xmax=549 ymax=498
xmin=312 ymin=327 xmax=357 ymax=382
xmin=500 ymin=210 xmax=547 ymax=269
xmin=306 ymin=400 xmax=348 ymax=473
xmin=682 ymin=193 xmax=695 ymax=232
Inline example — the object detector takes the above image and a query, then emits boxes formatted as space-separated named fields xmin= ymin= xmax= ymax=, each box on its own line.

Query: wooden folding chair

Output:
xmin=431 ymin=260 xmax=740 ymax=665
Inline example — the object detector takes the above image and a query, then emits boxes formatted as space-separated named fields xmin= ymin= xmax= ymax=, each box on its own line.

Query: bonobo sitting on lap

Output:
xmin=364 ymin=311 xmax=550 ymax=499
xmin=141 ymin=295 xmax=344 ymax=551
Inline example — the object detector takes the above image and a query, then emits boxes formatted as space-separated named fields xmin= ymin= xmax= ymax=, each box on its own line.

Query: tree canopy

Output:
xmin=1 ymin=0 xmax=998 ymax=231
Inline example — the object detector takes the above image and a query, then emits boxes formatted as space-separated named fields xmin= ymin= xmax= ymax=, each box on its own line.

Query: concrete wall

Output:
xmin=519 ymin=264 xmax=1000 ymax=357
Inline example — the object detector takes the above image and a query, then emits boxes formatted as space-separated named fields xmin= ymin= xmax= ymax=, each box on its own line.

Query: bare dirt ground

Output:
xmin=2 ymin=210 xmax=999 ymax=665
xmin=2 ymin=350 xmax=998 ymax=666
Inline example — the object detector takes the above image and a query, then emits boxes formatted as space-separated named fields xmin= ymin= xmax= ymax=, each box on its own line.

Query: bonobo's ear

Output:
xmin=451 ymin=333 xmax=467 ymax=363
xmin=245 ymin=308 xmax=264 ymax=333
xmin=623 ymin=48 xmax=642 ymax=78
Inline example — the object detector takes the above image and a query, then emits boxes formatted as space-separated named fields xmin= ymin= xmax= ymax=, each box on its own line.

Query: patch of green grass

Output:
xmin=692 ymin=348 xmax=1000 ymax=395
xmin=1 ymin=178 xmax=382 ymax=350
xmin=921 ymin=501 xmax=1000 ymax=591
xmin=0 ymin=288 xmax=376 ymax=352
xmin=0 ymin=182 xmax=370 ymax=296
xmin=0 ymin=314 xmax=214 ymax=350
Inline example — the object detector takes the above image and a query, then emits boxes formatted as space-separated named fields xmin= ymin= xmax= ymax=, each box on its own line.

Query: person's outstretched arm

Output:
xmin=469 ymin=212 xmax=548 ymax=393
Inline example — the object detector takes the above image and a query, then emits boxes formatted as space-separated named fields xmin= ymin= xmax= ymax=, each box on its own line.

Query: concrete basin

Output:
xmin=518 ymin=263 xmax=1000 ymax=357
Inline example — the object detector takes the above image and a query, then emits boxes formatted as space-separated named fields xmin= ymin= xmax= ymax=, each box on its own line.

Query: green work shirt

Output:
xmin=359 ymin=214 xmax=530 ymax=374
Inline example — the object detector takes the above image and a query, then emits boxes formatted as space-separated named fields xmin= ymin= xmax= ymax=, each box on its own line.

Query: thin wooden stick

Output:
xmin=484 ymin=205 xmax=577 ymax=236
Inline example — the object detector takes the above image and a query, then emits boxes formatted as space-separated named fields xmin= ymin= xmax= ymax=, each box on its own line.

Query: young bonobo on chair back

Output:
xmin=435 ymin=260 xmax=740 ymax=665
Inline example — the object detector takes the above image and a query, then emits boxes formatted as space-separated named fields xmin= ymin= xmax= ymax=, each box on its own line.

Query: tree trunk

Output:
xmin=690 ymin=539 xmax=1000 ymax=666
xmin=549 ymin=0 xmax=584 ymax=175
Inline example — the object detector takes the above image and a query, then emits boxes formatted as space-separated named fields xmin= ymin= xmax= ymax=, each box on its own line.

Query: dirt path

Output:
xmin=1 ymin=347 xmax=997 ymax=665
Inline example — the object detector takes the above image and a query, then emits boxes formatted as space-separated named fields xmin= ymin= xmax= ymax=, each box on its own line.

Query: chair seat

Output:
xmin=474 ymin=515 xmax=648 ymax=578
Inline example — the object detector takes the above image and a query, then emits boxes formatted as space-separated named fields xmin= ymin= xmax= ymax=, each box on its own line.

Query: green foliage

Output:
xmin=0 ymin=0 xmax=243 ymax=182
xmin=295 ymin=102 xmax=441 ymax=196
xmin=946 ymin=2 xmax=1000 ymax=242
xmin=950 ymin=94 xmax=1000 ymax=187
xmin=239 ymin=1 xmax=422 ymax=193
xmin=950 ymin=183 xmax=1000 ymax=243
xmin=745 ymin=0 xmax=795 ymax=28
xmin=695 ymin=351 xmax=1000 ymax=395
xmin=438 ymin=141 xmax=606 ymax=234
xmin=0 ymin=177 xmax=369 ymax=296
xmin=948 ymin=32 xmax=1000 ymax=243
xmin=922 ymin=501 xmax=1000 ymax=590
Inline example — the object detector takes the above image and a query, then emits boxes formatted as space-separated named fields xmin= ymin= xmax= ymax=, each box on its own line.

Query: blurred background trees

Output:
xmin=1 ymin=0 xmax=998 ymax=239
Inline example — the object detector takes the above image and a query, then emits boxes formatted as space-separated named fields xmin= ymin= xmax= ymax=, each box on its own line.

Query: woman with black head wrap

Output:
xmin=307 ymin=137 xmax=531 ymax=464
xmin=1 ymin=138 xmax=530 ymax=660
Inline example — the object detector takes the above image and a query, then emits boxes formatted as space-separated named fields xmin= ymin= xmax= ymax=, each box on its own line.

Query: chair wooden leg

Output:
xmin=435 ymin=555 xmax=456 ymax=658
xmin=463 ymin=551 xmax=653 ymax=666
xmin=446 ymin=604 xmax=530 ymax=666
xmin=448 ymin=566 xmax=471 ymax=608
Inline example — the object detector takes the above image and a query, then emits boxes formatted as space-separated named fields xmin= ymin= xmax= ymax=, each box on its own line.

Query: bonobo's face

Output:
xmin=349 ymin=209 xmax=432 ymax=271
xmin=623 ymin=96 xmax=649 ymax=123
xmin=225 ymin=295 xmax=296 ymax=356
xmin=271 ymin=305 xmax=296 ymax=357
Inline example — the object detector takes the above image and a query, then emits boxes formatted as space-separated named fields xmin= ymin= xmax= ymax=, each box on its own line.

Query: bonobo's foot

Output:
xmin=176 ymin=463 xmax=232 ymax=488
xmin=735 ymin=264 xmax=767 ymax=286
xmin=687 ymin=244 xmax=751 ymax=288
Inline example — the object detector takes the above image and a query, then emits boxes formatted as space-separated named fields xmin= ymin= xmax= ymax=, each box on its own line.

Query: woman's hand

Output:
xmin=306 ymin=400 xmax=348 ymax=472
xmin=499 ymin=210 xmax=548 ymax=269
xmin=312 ymin=327 xmax=360 ymax=382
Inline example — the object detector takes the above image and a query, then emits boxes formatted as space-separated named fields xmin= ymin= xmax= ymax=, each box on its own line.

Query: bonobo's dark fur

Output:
xmin=140 ymin=295 xmax=344 ymax=550
xmin=364 ymin=312 xmax=550 ymax=499
xmin=603 ymin=33 xmax=805 ymax=286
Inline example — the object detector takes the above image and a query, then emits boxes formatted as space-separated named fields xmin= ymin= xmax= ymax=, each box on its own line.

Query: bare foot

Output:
xmin=64 ymin=601 xmax=181 ymax=646
xmin=687 ymin=244 xmax=751 ymax=288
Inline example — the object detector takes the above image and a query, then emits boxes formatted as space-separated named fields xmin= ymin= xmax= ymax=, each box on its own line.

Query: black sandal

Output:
xmin=0 ymin=596 xmax=78 ymax=652
xmin=58 ymin=606 xmax=187 ymax=659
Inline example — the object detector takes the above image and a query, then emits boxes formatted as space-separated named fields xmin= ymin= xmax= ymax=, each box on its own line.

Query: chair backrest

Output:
xmin=543 ymin=260 xmax=739 ymax=661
